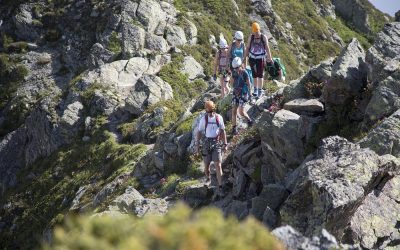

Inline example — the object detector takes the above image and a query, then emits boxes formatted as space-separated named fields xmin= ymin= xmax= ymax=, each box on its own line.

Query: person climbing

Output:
xmin=245 ymin=22 xmax=273 ymax=99
xmin=195 ymin=100 xmax=228 ymax=195
xmin=230 ymin=57 xmax=253 ymax=135
xmin=228 ymin=31 xmax=246 ymax=70
xmin=213 ymin=37 xmax=230 ymax=99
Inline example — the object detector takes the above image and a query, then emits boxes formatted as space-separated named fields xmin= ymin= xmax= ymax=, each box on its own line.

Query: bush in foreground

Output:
xmin=44 ymin=204 xmax=284 ymax=250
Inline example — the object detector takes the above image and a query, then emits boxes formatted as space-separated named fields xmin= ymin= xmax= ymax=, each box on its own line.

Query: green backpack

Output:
xmin=266 ymin=57 xmax=286 ymax=80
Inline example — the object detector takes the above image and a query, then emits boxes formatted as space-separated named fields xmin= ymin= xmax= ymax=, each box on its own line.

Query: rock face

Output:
xmin=181 ymin=56 xmax=205 ymax=80
xmin=272 ymin=226 xmax=339 ymax=250
xmin=396 ymin=11 xmax=400 ymax=22
xmin=332 ymin=0 xmax=371 ymax=34
xmin=323 ymin=39 xmax=367 ymax=106
xmin=364 ymin=23 xmax=400 ymax=123
xmin=283 ymin=99 xmax=324 ymax=115
xmin=342 ymin=176 xmax=400 ymax=249
xmin=359 ymin=109 xmax=400 ymax=157
xmin=280 ymin=136 xmax=400 ymax=239
xmin=125 ymin=75 xmax=173 ymax=115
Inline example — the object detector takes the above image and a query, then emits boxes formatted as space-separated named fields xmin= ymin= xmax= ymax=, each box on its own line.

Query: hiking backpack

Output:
xmin=233 ymin=70 xmax=250 ymax=98
xmin=204 ymin=114 xmax=221 ymax=139
xmin=266 ymin=57 xmax=287 ymax=81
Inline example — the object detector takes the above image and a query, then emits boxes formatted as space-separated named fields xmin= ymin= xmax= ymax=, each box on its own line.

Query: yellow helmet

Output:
xmin=204 ymin=100 xmax=216 ymax=112
xmin=252 ymin=22 xmax=260 ymax=33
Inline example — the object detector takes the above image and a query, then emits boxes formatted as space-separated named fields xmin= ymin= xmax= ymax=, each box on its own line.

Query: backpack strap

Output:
xmin=215 ymin=115 xmax=220 ymax=128
xmin=204 ymin=114 xmax=208 ymax=135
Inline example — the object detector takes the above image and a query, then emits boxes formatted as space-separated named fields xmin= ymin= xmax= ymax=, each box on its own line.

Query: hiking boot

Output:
xmin=258 ymin=89 xmax=264 ymax=97
xmin=231 ymin=126 xmax=238 ymax=135
xmin=247 ymin=118 xmax=254 ymax=127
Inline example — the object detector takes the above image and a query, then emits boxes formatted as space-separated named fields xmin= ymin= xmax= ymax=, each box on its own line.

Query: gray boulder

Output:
xmin=251 ymin=0 xmax=273 ymax=15
xmin=182 ymin=184 xmax=213 ymax=208
xmin=259 ymin=184 xmax=289 ymax=211
xmin=122 ymin=23 xmax=146 ymax=57
xmin=166 ymin=25 xmax=187 ymax=47
xmin=86 ymin=43 xmax=115 ymax=69
xmin=13 ymin=4 xmax=40 ymax=41
xmin=224 ymin=200 xmax=249 ymax=220
xmin=342 ymin=176 xmax=400 ymax=249
xmin=332 ymin=0 xmax=371 ymax=34
xmin=366 ymin=22 xmax=400 ymax=83
xmin=280 ymin=136 xmax=400 ymax=238
xmin=182 ymin=56 xmax=205 ymax=80
xmin=145 ymin=34 xmax=169 ymax=53
xmin=108 ymin=186 xmax=144 ymax=213
xmin=258 ymin=110 xmax=306 ymax=182
xmin=131 ymin=107 xmax=166 ymax=144
xmin=396 ymin=11 xmax=400 ymax=22
xmin=359 ymin=109 xmax=400 ymax=157
xmin=89 ymin=89 xmax=120 ymax=116
xmin=146 ymin=54 xmax=171 ymax=75
xmin=364 ymin=71 xmax=400 ymax=123
xmin=124 ymin=75 xmax=173 ymax=115
xmin=283 ymin=99 xmax=324 ymax=115
xmin=136 ymin=0 xmax=167 ymax=33
xmin=323 ymin=38 xmax=367 ymax=106
xmin=183 ymin=18 xmax=198 ymax=45
xmin=272 ymin=226 xmax=339 ymax=250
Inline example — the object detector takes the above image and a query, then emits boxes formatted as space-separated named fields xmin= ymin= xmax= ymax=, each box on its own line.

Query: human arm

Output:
xmin=213 ymin=50 xmax=219 ymax=79
xmin=263 ymin=34 xmax=272 ymax=62
xmin=245 ymin=36 xmax=252 ymax=65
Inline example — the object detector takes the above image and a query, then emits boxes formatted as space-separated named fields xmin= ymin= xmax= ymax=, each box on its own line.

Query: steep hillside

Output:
xmin=0 ymin=0 xmax=398 ymax=249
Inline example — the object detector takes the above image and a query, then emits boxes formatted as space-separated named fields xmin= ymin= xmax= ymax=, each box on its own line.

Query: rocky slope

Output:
xmin=0 ymin=0 xmax=398 ymax=249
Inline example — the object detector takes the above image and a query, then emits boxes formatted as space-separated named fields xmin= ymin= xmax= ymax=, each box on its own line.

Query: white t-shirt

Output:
xmin=198 ymin=114 xmax=225 ymax=138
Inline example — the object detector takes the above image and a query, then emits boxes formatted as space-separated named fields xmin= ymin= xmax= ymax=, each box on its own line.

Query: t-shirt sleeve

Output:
xmin=198 ymin=115 xmax=205 ymax=132
xmin=218 ymin=115 xmax=225 ymax=130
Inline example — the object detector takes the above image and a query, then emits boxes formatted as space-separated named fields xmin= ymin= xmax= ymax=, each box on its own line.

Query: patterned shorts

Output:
xmin=232 ymin=95 xmax=248 ymax=107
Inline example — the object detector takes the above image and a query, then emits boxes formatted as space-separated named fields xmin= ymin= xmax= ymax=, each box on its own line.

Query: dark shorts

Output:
xmin=232 ymin=95 xmax=248 ymax=107
xmin=249 ymin=58 xmax=265 ymax=78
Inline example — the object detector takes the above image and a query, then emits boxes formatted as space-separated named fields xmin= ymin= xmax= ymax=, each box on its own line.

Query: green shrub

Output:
xmin=176 ymin=112 xmax=200 ymax=135
xmin=107 ymin=31 xmax=122 ymax=54
xmin=44 ymin=204 xmax=284 ymax=250
xmin=326 ymin=17 xmax=371 ymax=49
xmin=0 ymin=123 xmax=148 ymax=249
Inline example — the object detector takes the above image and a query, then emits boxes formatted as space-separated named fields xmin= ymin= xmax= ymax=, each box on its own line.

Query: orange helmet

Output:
xmin=252 ymin=22 xmax=260 ymax=33
xmin=204 ymin=100 xmax=216 ymax=112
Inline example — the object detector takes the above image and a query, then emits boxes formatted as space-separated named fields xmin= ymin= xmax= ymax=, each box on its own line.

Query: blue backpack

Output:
xmin=233 ymin=70 xmax=250 ymax=98
xmin=246 ymin=66 xmax=254 ymax=87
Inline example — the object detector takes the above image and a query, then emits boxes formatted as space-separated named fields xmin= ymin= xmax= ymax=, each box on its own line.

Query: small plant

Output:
xmin=107 ymin=31 xmax=122 ymax=54
xmin=304 ymin=81 xmax=324 ymax=98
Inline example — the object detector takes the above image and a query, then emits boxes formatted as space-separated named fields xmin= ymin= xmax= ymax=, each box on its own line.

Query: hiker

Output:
xmin=195 ymin=101 xmax=228 ymax=194
xmin=230 ymin=57 xmax=253 ymax=135
xmin=228 ymin=31 xmax=246 ymax=70
xmin=245 ymin=22 xmax=273 ymax=99
xmin=213 ymin=37 xmax=230 ymax=99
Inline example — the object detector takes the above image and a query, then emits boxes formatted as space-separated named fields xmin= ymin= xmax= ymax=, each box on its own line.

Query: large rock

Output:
xmin=251 ymin=0 xmax=273 ymax=15
xmin=145 ymin=34 xmax=169 ymax=53
xmin=13 ymin=4 xmax=40 ymax=41
xmin=272 ymin=226 xmax=339 ymax=250
xmin=81 ymin=57 xmax=150 ymax=97
xmin=366 ymin=22 xmax=400 ymax=83
xmin=136 ymin=0 xmax=167 ymax=33
xmin=86 ymin=43 xmax=115 ymax=69
xmin=364 ymin=23 xmax=400 ymax=122
xmin=364 ymin=71 xmax=400 ymax=123
xmin=396 ymin=11 xmax=400 ymax=22
xmin=323 ymin=39 xmax=367 ymax=106
xmin=122 ymin=23 xmax=146 ymax=57
xmin=131 ymin=107 xmax=166 ymax=144
xmin=332 ymin=0 xmax=371 ymax=34
xmin=283 ymin=99 xmax=324 ymax=115
xmin=166 ymin=25 xmax=187 ymax=47
xmin=359 ymin=109 xmax=400 ymax=157
xmin=280 ymin=136 xmax=400 ymax=238
xmin=342 ymin=176 xmax=400 ymax=249
xmin=124 ymin=75 xmax=173 ymax=115
xmin=181 ymin=56 xmax=204 ymax=80
xmin=258 ymin=110 xmax=306 ymax=182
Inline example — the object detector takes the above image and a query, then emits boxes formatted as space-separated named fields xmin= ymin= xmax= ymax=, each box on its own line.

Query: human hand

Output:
xmin=213 ymin=74 xmax=217 ymax=81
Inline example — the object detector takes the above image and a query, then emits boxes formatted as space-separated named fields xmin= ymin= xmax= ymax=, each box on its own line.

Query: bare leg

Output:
xmin=238 ymin=106 xmax=250 ymax=121
xmin=220 ymin=77 xmax=225 ymax=99
xmin=232 ymin=106 xmax=238 ymax=127
xmin=214 ymin=161 xmax=223 ymax=186
xmin=203 ymin=159 xmax=211 ymax=180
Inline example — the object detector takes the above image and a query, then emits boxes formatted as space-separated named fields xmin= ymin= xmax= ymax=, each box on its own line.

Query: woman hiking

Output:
xmin=245 ymin=22 xmax=273 ymax=99
xmin=230 ymin=57 xmax=253 ymax=135
xmin=228 ymin=31 xmax=246 ymax=70
xmin=213 ymin=37 xmax=230 ymax=99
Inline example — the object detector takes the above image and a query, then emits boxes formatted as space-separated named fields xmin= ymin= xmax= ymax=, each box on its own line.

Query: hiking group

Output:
xmin=195 ymin=22 xmax=285 ymax=196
